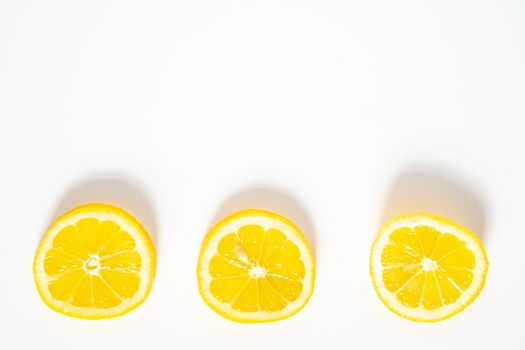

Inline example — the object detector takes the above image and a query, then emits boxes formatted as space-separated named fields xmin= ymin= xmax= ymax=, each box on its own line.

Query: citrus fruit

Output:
xmin=197 ymin=209 xmax=315 ymax=323
xmin=33 ymin=203 xmax=156 ymax=319
xmin=370 ymin=213 xmax=488 ymax=322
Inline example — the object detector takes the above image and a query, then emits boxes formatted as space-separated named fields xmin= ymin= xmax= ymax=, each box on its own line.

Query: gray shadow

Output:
xmin=210 ymin=185 xmax=317 ymax=257
xmin=48 ymin=176 xmax=158 ymax=248
xmin=381 ymin=166 xmax=488 ymax=243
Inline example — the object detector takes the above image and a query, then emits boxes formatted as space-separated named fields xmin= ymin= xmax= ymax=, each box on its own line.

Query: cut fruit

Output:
xmin=33 ymin=203 xmax=155 ymax=319
xmin=197 ymin=209 xmax=315 ymax=323
xmin=370 ymin=213 xmax=488 ymax=322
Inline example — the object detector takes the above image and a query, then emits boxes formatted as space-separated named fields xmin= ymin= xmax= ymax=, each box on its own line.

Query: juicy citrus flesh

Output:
xmin=370 ymin=214 xmax=488 ymax=322
xmin=197 ymin=209 xmax=315 ymax=323
xmin=33 ymin=203 xmax=155 ymax=319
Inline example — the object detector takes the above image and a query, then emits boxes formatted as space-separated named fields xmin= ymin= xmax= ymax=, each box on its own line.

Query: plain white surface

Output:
xmin=1 ymin=1 xmax=525 ymax=349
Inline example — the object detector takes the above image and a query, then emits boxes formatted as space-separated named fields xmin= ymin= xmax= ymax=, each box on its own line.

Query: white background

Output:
xmin=1 ymin=1 xmax=525 ymax=349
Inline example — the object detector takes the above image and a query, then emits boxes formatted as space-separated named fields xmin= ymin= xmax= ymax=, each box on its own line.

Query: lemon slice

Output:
xmin=33 ymin=203 xmax=156 ymax=319
xmin=370 ymin=213 xmax=489 ymax=322
xmin=197 ymin=209 xmax=315 ymax=323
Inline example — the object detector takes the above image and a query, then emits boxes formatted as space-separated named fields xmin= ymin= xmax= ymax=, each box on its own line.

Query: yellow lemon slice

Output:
xmin=197 ymin=209 xmax=315 ymax=323
xmin=370 ymin=213 xmax=488 ymax=322
xmin=33 ymin=203 xmax=155 ymax=319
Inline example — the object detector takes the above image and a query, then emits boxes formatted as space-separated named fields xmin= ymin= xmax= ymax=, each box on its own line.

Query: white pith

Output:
xmin=421 ymin=258 xmax=437 ymax=272
xmin=371 ymin=215 xmax=488 ymax=321
xmin=249 ymin=265 xmax=267 ymax=278
xmin=198 ymin=212 xmax=315 ymax=322
xmin=84 ymin=255 xmax=101 ymax=274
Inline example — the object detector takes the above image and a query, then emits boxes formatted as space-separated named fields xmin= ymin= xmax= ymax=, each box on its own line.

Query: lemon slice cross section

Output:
xmin=33 ymin=203 xmax=155 ymax=319
xmin=370 ymin=214 xmax=488 ymax=322
xmin=197 ymin=209 xmax=315 ymax=323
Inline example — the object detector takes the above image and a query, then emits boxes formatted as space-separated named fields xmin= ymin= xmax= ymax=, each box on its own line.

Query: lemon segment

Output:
xmin=33 ymin=203 xmax=156 ymax=319
xmin=197 ymin=209 xmax=315 ymax=323
xmin=370 ymin=214 xmax=488 ymax=322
